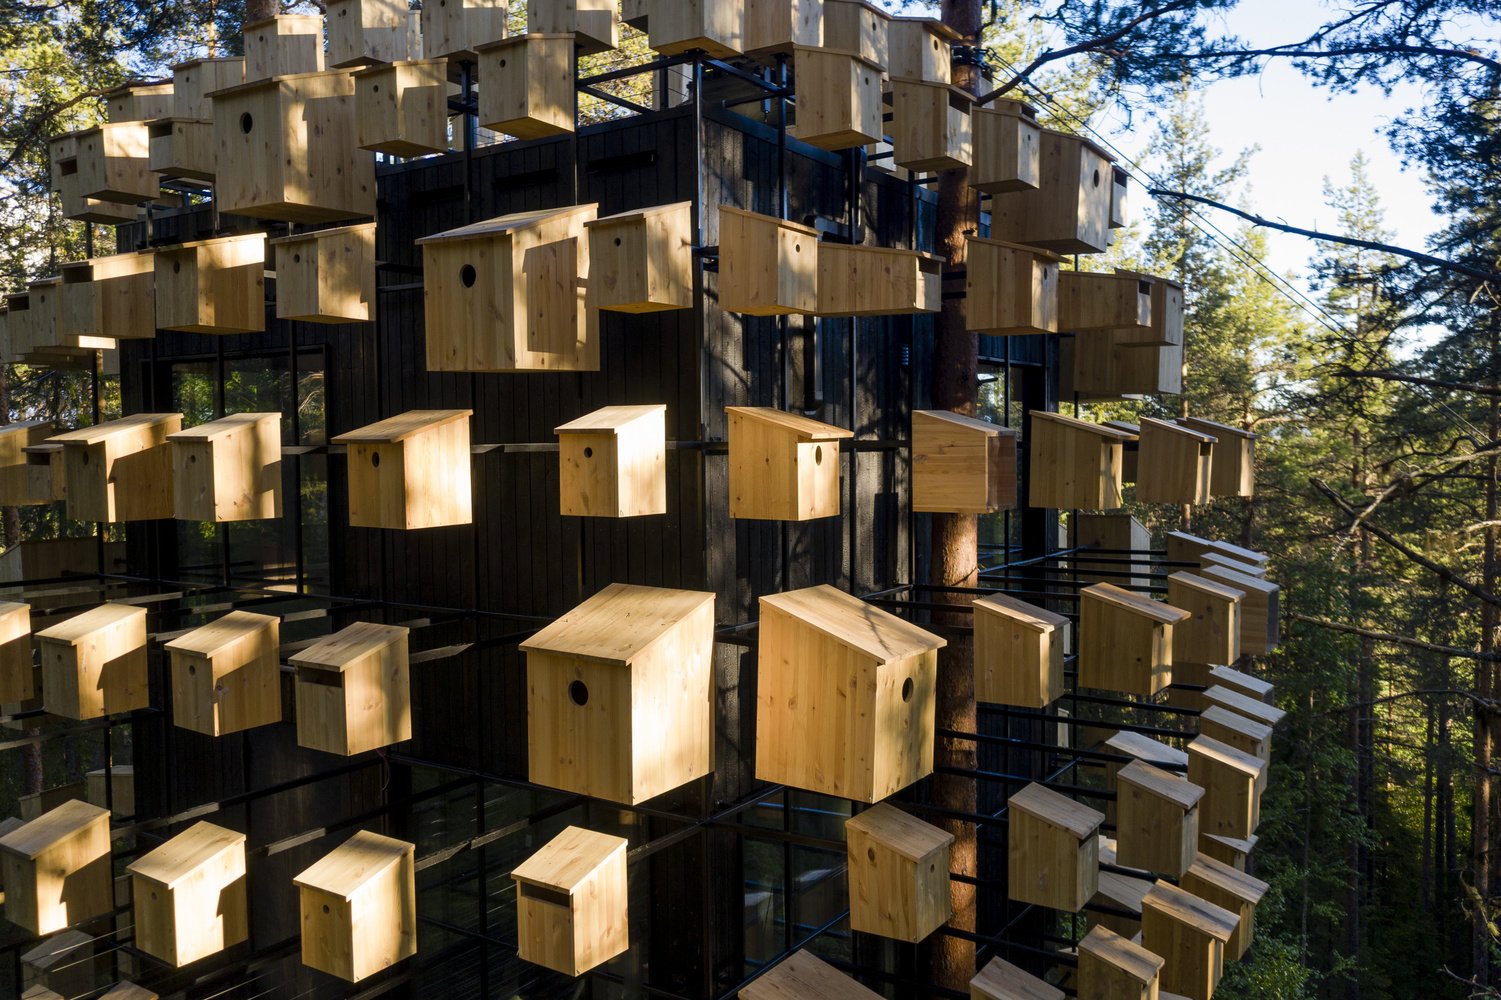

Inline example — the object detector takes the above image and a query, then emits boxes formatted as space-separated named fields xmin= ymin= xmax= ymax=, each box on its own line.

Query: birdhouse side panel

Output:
xmin=19 ymin=820 xmax=113 ymax=935
xmin=0 ymin=628 xmax=34 ymax=704
xmin=297 ymin=79 xmax=377 ymax=221
xmin=618 ymin=410 xmax=668 ymax=517
xmin=527 ymin=650 xmax=634 ymax=803
xmin=871 ymin=650 xmax=937 ymax=802
xmin=111 ymin=436 xmax=177 ymax=522
xmin=727 ymin=412 xmax=799 ymax=520
xmin=295 ymin=667 xmax=353 ymax=754
xmin=1189 ymin=755 xmax=1258 ymax=841
xmin=348 ymin=854 xmax=417 ymax=981
xmin=520 ymin=236 xmax=598 ymax=371
xmin=62 ymin=444 xmax=113 ymax=521
xmin=825 ymin=1 xmax=888 ymax=70
xmin=1137 ymin=433 xmax=1213 ymax=505
xmin=199 ymin=240 xmax=268 ymax=334
xmin=309 ymin=228 xmax=375 ymax=324
xmin=571 ymin=855 xmax=630 ymax=974
xmin=402 ymin=417 xmax=473 ymax=528
xmin=1142 ymin=906 xmax=1222 ymax=1000
xmin=345 ymin=647 xmax=412 ymax=755
xmin=974 ymin=611 xmax=1054 ymax=709
xmin=630 ymin=599 xmax=714 ymax=802
xmin=214 ymin=622 xmax=283 ymax=736
xmin=394 ymin=74 xmax=450 ymax=155
xmin=1078 ymin=603 xmax=1166 ymax=697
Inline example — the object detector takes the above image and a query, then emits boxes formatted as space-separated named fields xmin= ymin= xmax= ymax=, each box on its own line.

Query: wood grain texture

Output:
xmin=419 ymin=0 xmax=508 ymax=61
xmin=1115 ymin=760 xmax=1204 ymax=878
xmin=334 ymin=410 xmax=474 ymax=529
xmin=718 ymin=206 xmax=820 ymax=316
xmin=557 ymin=404 xmax=668 ymax=517
xmin=1140 ymin=879 xmax=1237 ymax=1000
xmin=1026 ymin=411 xmax=1128 ymax=511
xmin=972 ymin=592 xmax=1066 ymax=709
xmin=353 ymin=61 xmax=452 ymax=157
xmin=154 ymin=233 xmax=266 ymax=335
xmin=165 ymin=611 xmax=282 ymax=737
xmin=1136 ymin=417 xmax=1215 ymax=505
xmin=989 ymin=129 xmax=1115 ymax=254
xmin=816 ymin=243 xmax=941 ymax=317
xmin=270 ymin=223 xmax=378 ymax=324
xmin=1179 ymin=854 xmax=1267 ymax=961
xmin=971 ymin=956 xmax=1065 ymax=1000
xmin=727 ymin=407 xmax=851 ymax=520
xmin=1166 ymin=572 xmax=1244 ymax=666
xmin=964 ymin=236 xmax=1059 ymax=335
xmin=823 ymin=0 xmax=889 ymax=71
xmin=1077 ymin=925 xmax=1163 ymax=1000
xmin=646 ymin=0 xmax=742 ymax=58
xmin=1007 ymin=782 xmax=1103 ymax=912
xmin=294 ymin=830 xmax=416 ymax=982
xmin=0 ymin=800 xmax=113 ymax=935
xmin=128 ymin=821 xmax=247 ymax=967
xmin=890 ymin=78 xmax=972 ymax=172
xmin=513 ymin=826 xmax=628 ymax=975
xmin=290 ymin=622 xmax=411 ymax=755
xmin=743 ymin=0 xmax=822 ymax=57
xmin=328 ymin=0 xmax=418 ymax=67
xmin=242 ymin=15 xmax=325 ymax=81
xmin=585 ymin=202 xmax=693 ymax=313
xmin=792 ymin=47 xmax=883 ymax=152
xmin=37 ymin=603 xmax=149 ymax=720
xmin=477 ymin=34 xmax=576 ymax=139
xmin=169 ymin=412 xmax=282 ymax=522
xmin=912 ymin=410 xmax=1017 ymax=514
xmin=1078 ymin=583 xmax=1189 ymax=697
xmin=970 ymin=102 xmax=1042 ymax=195
xmin=845 ymin=802 xmax=953 ymax=942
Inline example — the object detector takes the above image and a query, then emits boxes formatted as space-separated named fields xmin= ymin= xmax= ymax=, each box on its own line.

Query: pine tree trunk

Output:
xmin=1422 ymin=694 xmax=1435 ymax=921
xmin=245 ymin=0 xmax=278 ymax=24
xmin=1476 ymin=323 xmax=1499 ymax=988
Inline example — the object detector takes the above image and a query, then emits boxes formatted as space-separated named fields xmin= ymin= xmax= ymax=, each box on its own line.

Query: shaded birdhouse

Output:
xmin=1026 ymin=411 xmax=1131 ymax=511
xmin=416 ymin=205 xmax=600 ymax=372
xmin=1069 ymin=331 xmax=1183 ymax=400
xmin=37 ymin=603 xmax=149 ymax=720
xmin=990 ymin=129 xmax=1115 ymax=254
xmin=756 ymin=584 xmax=944 ymax=802
xmin=1090 ymin=864 xmax=1153 ymax=941
xmin=168 ymin=412 xmax=282 ymax=522
xmin=718 ymin=205 xmax=820 ymax=316
xmin=1178 ymin=417 xmax=1255 ymax=498
xmin=890 ymin=79 xmax=972 ymax=172
xmin=0 ymin=537 xmax=124 ymax=583
xmin=726 ymin=407 xmax=852 ymax=521
xmin=1113 ymin=270 xmax=1183 ymax=348
xmin=844 ymin=802 xmax=953 ymax=942
xmin=584 ymin=202 xmax=693 ymax=313
xmin=888 ymin=17 xmax=956 ymax=84
xmin=127 ymin=821 xmax=247 ymax=967
xmin=421 ymin=0 xmax=509 ymax=62
xmin=1115 ymin=760 xmax=1204 ymax=878
xmin=970 ymin=100 xmax=1041 ymax=194
xmin=1203 ymin=685 xmax=1284 ymax=731
xmin=1166 ymin=572 xmax=1244 ymax=666
xmin=912 ymin=410 xmax=1017 ymax=514
xmin=290 ymin=621 xmax=411 ymax=755
xmin=824 ymin=0 xmax=889 ymax=73
xmin=1180 ymin=854 xmax=1267 ymax=962
xmin=520 ymin=583 xmax=714 ymax=803
xmin=1111 ymin=167 xmax=1130 ymax=228
xmin=164 ymin=611 xmax=282 ymax=737
xmin=1102 ymin=730 xmax=1188 ymax=826
xmin=1136 ymin=417 xmax=1215 ymax=505
xmin=817 ymin=244 xmax=942 ymax=316
xmin=0 ymin=800 xmax=113 ymax=935
xmin=555 ymin=404 xmax=668 ymax=518
xmin=477 ymin=34 xmax=576 ymax=139
xmin=294 ymin=831 xmax=417 ymax=982
xmin=972 ymin=593 xmax=1067 ymax=709
xmin=1165 ymin=531 xmax=1268 ymax=570
xmin=86 ymin=766 xmax=135 ymax=816
xmin=17 ymin=276 xmax=93 ymax=358
xmin=530 ymin=0 xmax=621 ymax=55
xmin=1187 ymin=735 xmax=1265 ymax=842
xmin=647 ymin=0 xmax=742 ymax=58
xmin=1140 ymin=879 xmax=1238 ymax=1000
xmin=328 ymin=0 xmax=418 ymax=67
xmin=1200 ymin=832 xmax=1258 ymax=873
xmin=1078 ymin=583 xmax=1191 ymax=697
xmin=512 ymin=826 xmax=629 ymax=975
xmin=971 ymin=956 xmax=1065 ymax=1000
xmin=1078 ymin=925 xmax=1164 ymax=1000
xmin=1207 ymin=665 xmax=1273 ymax=705
xmin=155 ymin=233 xmax=267 ymax=334
xmin=743 ymin=0 xmax=822 ymax=58
xmin=332 ymin=409 xmax=473 ymax=529
xmin=1058 ymin=270 xmax=1152 ymax=333
xmin=964 ymin=236 xmax=1060 ymax=336
xmin=172 ymin=57 xmax=246 ymax=118
xmin=50 ymin=123 xmax=158 ymax=204
xmin=24 ymin=443 xmax=64 ymax=502
xmin=50 ymin=412 xmax=182 ymax=522
xmin=743 ymin=951 xmax=884 ymax=1000
xmin=0 ymin=421 xmax=54 ymax=506
xmin=1201 ymin=552 xmax=1267 ymax=580
xmin=354 ymin=60 xmax=452 ymax=156
xmin=145 ymin=121 xmax=211 ymax=184
xmin=212 ymin=70 xmax=376 ymax=223
xmin=1199 ymin=564 xmax=1279 ymax=655
xmin=243 ymin=14 xmax=326 ymax=81
xmin=49 ymin=133 xmax=139 ymax=225
xmin=21 ymin=929 xmax=96 ymax=1000
xmin=271 ymin=224 xmax=378 ymax=324
xmin=1007 ymin=782 xmax=1104 ymax=912
xmin=103 ymin=81 xmax=175 ymax=123
xmin=60 ymin=252 xmax=157 ymax=343
xmin=791 ymin=46 xmax=883 ymax=152
xmin=1198 ymin=705 xmax=1272 ymax=766
xmin=1071 ymin=512 xmax=1150 ymax=589
xmin=0 ymin=602 xmax=33 ymax=705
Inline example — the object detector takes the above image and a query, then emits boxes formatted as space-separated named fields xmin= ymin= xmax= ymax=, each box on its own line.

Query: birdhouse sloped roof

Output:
xmin=741 ymin=950 xmax=883 ymax=1000
xmin=973 ymin=593 xmax=1066 ymax=633
xmin=726 ymin=406 xmax=854 ymax=442
xmin=1142 ymin=880 xmax=1239 ymax=942
xmin=519 ymin=583 xmax=714 ymax=666
xmin=1200 ymin=564 xmax=1279 ymax=597
xmin=0 ymin=799 xmax=109 ymax=859
xmin=1177 ymin=415 xmax=1256 ymax=440
xmin=1204 ymin=685 xmax=1286 ymax=727
xmin=37 ymin=602 xmax=145 ymax=645
xmin=1081 ymin=583 xmax=1192 ymax=625
xmin=289 ymin=621 xmax=408 ymax=672
xmin=760 ymin=584 xmax=945 ymax=663
xmin=1105 ymin=730 xmax=1189 ymax=770
xmin=1167 ymin=571 xmax=1246 ymax=603
xmin=1030 ymin=410 xmax=1134 ymax=441
xmin=971 ymin=957 xmax=1065 ymax=1000
xmin=844 ymin=802 xmax=953 ymax=862
xmin=1200 ymin=705 xmax=1273 ymax=742
xmin=1187 ymin=735 xmax=1265 ymax=781
xmin=511 ymin=826 xmax=626 ymax=893
xmin=1117 ymin=760 xmax=1204 ymax=810
xmin=49 ymin=413 xmax=180 ymax=447
xmin=914 ymin=410 xmax=1016 ymax=438
xmin=584 ymin=201 xmax=693 ymax=227
xmin=1008 ymin=782 xmax=1103 ymax=840
xmin=1208 ymin=665 xmax=1273 ymax=699
xmin=1185 ymin=854 xmax=1268 ymax=905
xmin=555 ymin=404 xmax=666 ymax=436
xmin=1079 ymin=925 xmax=1164 ymax=982
xmin=293 ymin=830 xmax=411 ymax=899
xmin=167 ymin=412 xmax=280 ymax=443
xmin=966 ymin=234 xmax=1064 ymax=263
xmin=164 ymin=610 xmax=278 ymax=659
xmin=1140 ymin=415 xmax=1215 ymax=444
xmin=331 ymin=409 xmax=472 ymax=444
xmin=127 ymin=821 xmax=245 ymax=889
xmin=415 ymin=204 xmax=600 ymax=245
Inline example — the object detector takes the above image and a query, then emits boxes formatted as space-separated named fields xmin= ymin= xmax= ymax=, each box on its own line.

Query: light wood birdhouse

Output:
xmin=290 ymin=621 xmax=411 ymax=755
xmin=164 ymin=611 xmax=282 ymax=737
xmin=555 ymin=404 xmax=667 ymax=518
xmin=354 ymin=60 xmax=452 ymax=156
xmin=912 ymin=410 xmax=1017 ymax=514
xmin=970 ymin=956 xmax=1065 ymax=1000
xmin=1026 ymin=411 xmax=1131 ymax=511
xmin=844 ymin=802 xmax=953 ymax=942
xmin=1180 ymin=853 xmax=1267 ymax=962
xmin=1187 ymin=735 xmax=1265 ymax=842
xmin=1007 ymin=782 xmax=1104 ymax=912
xmin=972 ymin=593 xmax=1067 ymax=709
xmin=332 ymin=409 xmax=473 ymax=529
xmin=816 ymin=244 xmax=942 ymax=316
xmin=154 ymin=233 xmax=267 ymax=335
xmin=647 ymin=0 xmax=743 ymax=58
xmin=530 ymin=0 xmax=621 ymax=55
xmin=584 ymin=202 xmax=694 ymax=313
xmin=1078 ymin=925 xmax=1164 ymax=1000
xmin=1136 ymin=417 xmax=1215 ymax=504
xmin=792 ymin=46 xmax=884 ymax=151
xmin=60 ymin=252 xmax=156 ymax=343
xmin=964 ymin=237 xmax=1060 ymax=336
xmin=1198 ymin=705 xmax=1272 ymax=766
xmin=727 ymin=406 xmax=851 ymax=521
xmin=271 ymin=224 xmax=378 ymax=324
xmin=0 ymin=800 xmax=113 ymax=935
xmin=294 ymin=831 xmax=417 ymax=982
xmin=1166 ymin=572 xmax=1244 ymax=666
xmin=477 ymin=34 xmax=577 ymax=139
xmin=512 ymin=826 xmax=629 ymax=975
xmin=718 ymin=205 xmax=821 ymax=316
xmin=1115 ymin=760 xmax=1204 ymax=878
xmin=50 ymin=412 xmax=182 ymax=522
xmin=37 ymin=603 xmax=148 ymax=720
xmin=890 ymin=79 xmax=972 ymax=172
xmin=327 ymin=0 xmax=418 ymax=67
xmin=1178 ymin=417 xmax=1255 ymax=497
xmin=243 ymin=14 xmax=325 ymax=81
xmin=168 ymin=412 xmax=282 ymax=522
xmin=127 ymin=821 xmax=248 ymax=967
xmin=1140 ymin=879 xmax=1238 ymax=1000
xmin=989 ymin=129 xmax=1115 ymax=254
xmin=970 ymin=100 xmax=1042 ymax=194
xmin=744 ymin=0 xmax=822 ymax=58
xmin=1078 ymin=583 xmax=1190 ymax=696
xmin=421 ymin=0 xmax=508 ymax=62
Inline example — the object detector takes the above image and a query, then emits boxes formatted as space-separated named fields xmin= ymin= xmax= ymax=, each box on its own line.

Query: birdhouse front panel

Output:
xmin=718 ymin=206 xmax=820 ymax=317
xmin=1058 ymin=271 xmax=1153 ymax=333
xmin=512 ymin=826 xmax=629 ymax=976
xmin=355 ymin=60 xmax=452 ymax=157
xmin=165 ymin=611 xmax=282 ymax=737
xmin=295 ymin=831 xmax=417 ymax=982
xmin=1070 ymin=330 xmax=1183 ymax=399
xmin=1006 ymin=782 xmax=1104 ymax=912
xmin=61 ymin=252 xmax=156 ymax=343
xmin=1199 ymin=565 xmax=1279 ymax=655
xmin=148 ymin=118 xmax=217 ymax=180
xmin=727 ymin=407 xmax=851 ymax=521
xmin=792 ymin=47 xmax=883 ymax=152
xmin=128 ymin=821 xmax=248 ymax=967
xmin=334 ymin=409 xmax=474 ymax=529
xmin=155 ymin=233 xmax=267 ymax=335
xmin=169 ymin=412 xmax=283 ymax=523
xmin=38 ymin=602 xmax=149 ymax=720
xmin=816 ymin=244 xmax=942 ymax=317
xmin=890 ymin=79 xmax=971 ymax=172
xmin=647 ymin=0 xmax=743 ymax=58
xmin=1166 ymin=572 xmax=1244 ymax=666
xmin=1136 ymin=417 xmax=1215 ymax=505
xmin=291 ymin=622 xmax=411 ymax=755
xmin=971 ymin=102 xmax=1042 ymax=194
xmin=744 ymin=0 xmax=822 ymax=57
xmin=243 ymin=14 xmax=324 ymax=80
xmin=328 ymin=0 xmax=414 ymax=66
xmin=0 ymin=602 xmax=33 ymax=704
xmin=53 ymin=412 xmax=182 ymax=523
xmin=0 ymin=800 xmax=113 ymax=935
xmin=989 ymin=129 xmax=1114 ymax=254
xmin=1198 ymin=705 xmax=1272 ymax=765
xmin=556 ymin=404 xmax=668 ymax=518
xmin=584 ymin=202 xmax=693 ymax=313
xmin=912 ymin=410 xmax=1017 ymax=513
xmin=844 ymin=802 xmax=953 ymax=942
xmin=973 ymin=593 xmax=1067 ymax=708
xmin=965 ymin=237 xmax=1059 ymax=336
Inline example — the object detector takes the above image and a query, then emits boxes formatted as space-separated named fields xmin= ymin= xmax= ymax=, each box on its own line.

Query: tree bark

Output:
xmin=1476 ymin=317 xmax=1499 ymax=989
xmin=245 ymin=0 xmax=279 ymax=25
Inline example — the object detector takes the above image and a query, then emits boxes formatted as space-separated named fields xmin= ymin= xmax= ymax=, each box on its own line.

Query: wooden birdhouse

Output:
xmin=17 ymin=276 xmax=86 ymax=357
xmin=24 ymin=443 xmax=64 ymax=502
xmin=912 ymin=410 xmax=1016 ymax=514
xmin=1199 ymin=832 xmax=1258 ymax=873
xmin=1070 ymin=331 xmax=1183 ymax=400
xmin=0 ymin=800 xmax=113 ymax=935
xmin=271 ymin=224 xmax=377 ymax=324
xmin=51 ymin=123 xmax=158 ymax=205
xmin=888 ymin=17 xmax=956 ymax=84
xmin=290 ymin=621 xmax=411 ymax=755
xmin=155 ymin=233 xmax=266 ymax=334
xmin=127 ymin=821 xmax=248 ymax=967
xmin=964 ymin=237 xmax=1060 ymax=336
xmin=971 ymin=956 xmax=1065 ymax=1000
xmin=0 ymin=601 xmax=32 ymax=705
xmin=328 ymin=0 xmax=417 ymax=66
xmin=756 ymin=584 xmax=944 ymax=803
xmin=555 ymin=405 xmax=667 ymax=518
xmin=50 ymin=134 xmax=139 ymax=225
xmin=584 ymin=202 xmax=693 ymax=313
xmin=1141 ymin=879 xmax=1238 ymax=1000
xmin=421 ymin=0 xmax=507 ymax=61
xmin=520 ymin=583 xmax=713 ymax=803
xmin=1178 ymin=417 xmax=1255 ymax=497
xmin=791 ymin=46 xmax=883 ymax=152
xmin=104 ymin=80 xmax=175 ymax=123
xmin=60 ymin=252 xmax=156 ymax=343
xmin=243 ymin=14 xmax=326 ymax=81
xmin=823 ymin=0 xmax=889 ymax=72
xmin=1198 ymin=705 xmax=1272 ymax=766
xmin=844 ymin=802 xmax=952 ymax=942
xmin=1078 ymin=583 xmax=1191 ymax=697
xmin=1115 ymin=760 xmax=1204 ymax=878
xmin=148 ymin=116 xmax=217 ymax=181
xmin=172 ymin=57 xmax=245 ymax=118
xmin=477 ymin=34 xmax=576 ymax=139
xmin=17 ymin=785 xmax=86 ymax=822
xmin=1026 ymin=411 xmax=1131 ymax=511
xmin=718 ymin=205 xmax=820 ymax=316
xmin=1166 ymin=531 xmax=1268 ymax=569
xmin=1090 ymin=863 xmax=1153 ymax=941
xmin=530 ymin=0 xmax=621 ymax=55
xmin=417 ymin=205 xmax=600 ymax=372
xmin=1058 ymin=271 xmax=1152 ymax=333
xmin=0 ymin=422 xmax=53 ymax=506
xmin=294 ymin=831 xmax=417 ymax=982
xmin=1208 ymin=665 xmax=1273 ymax=704
xmin=213 ymin=69 xmax=376 ymax=224
xmin=1113 ymin=271 xmax=1183 ymax=348
xmin=51 ymin=412 xmax=182 ymax=522
xmin=332 ymin=409 xmax=473 ymax=529
xmin=1136 ymin=417 xmax=1215 ymax=505
xmin=1071 ymin=512 xmax=1150 ymax=589
xmin=21 ymin=929 xmax=96 ymax=1000
xmin=86 ymin=766 xmax=135 ymax=816
xmin=38 ymin=603 xmax=149 ymax=720
xmin=990 ymin=129 xmax=1115 ymax=254
xmin=1165 ymin=572 xmax=1244 ymax=666
xmin=1203 ymin=685 xmax=1284 ymax=732
xmin=744 ymin=0 xmax=821 ymax=58
xmin=726 ymin=407 xmax=851 ymax=521
xmin=972 ymin=593 xmax=1067 ymax=709
xmin=1199 ymin=564 xmax=1279 ymax=656
xmin=512 ymin=826 xmax=629 ymax=975
xmin=354 ymin=60 xmax=452 ymax=156
xmin=164 ymin=611 xmax=282 ymax=737
xmin=890 ymin=79 xmax=972 ymax=172
xmin=647 ymin=0 xmax=742 ymax=58
xmin=817 ymin=244 xmax=942 ymax=316
xmin=1078 ymin=925 xmax=1164 ymax=1000
xmin=1187 ymin=735 xmax=1265 ymax=842
xmin=1180 ymin=854 xmax=1266 ymax=963
xmin=1007 ymin=782 xmax=1104 ymax=912
xmin=0 ymin=537 xmax=124 ymax=584
xmin=970 ymin=101 xmax=1042 ymax=194
xmin=1102 ymin=731 xmax=1188 ymax=826
xmin=168 ymin=412 xmax=282 ymax=523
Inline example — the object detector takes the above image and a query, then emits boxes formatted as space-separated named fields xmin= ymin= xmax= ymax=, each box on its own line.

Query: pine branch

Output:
xmin=1332 ymin=369 xmax=1501 ymax=396
xmin=1287 ymin=612 xmax=1501 ymax=663
xmin=1162 ymin=44 xmax=1501 ymax=76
